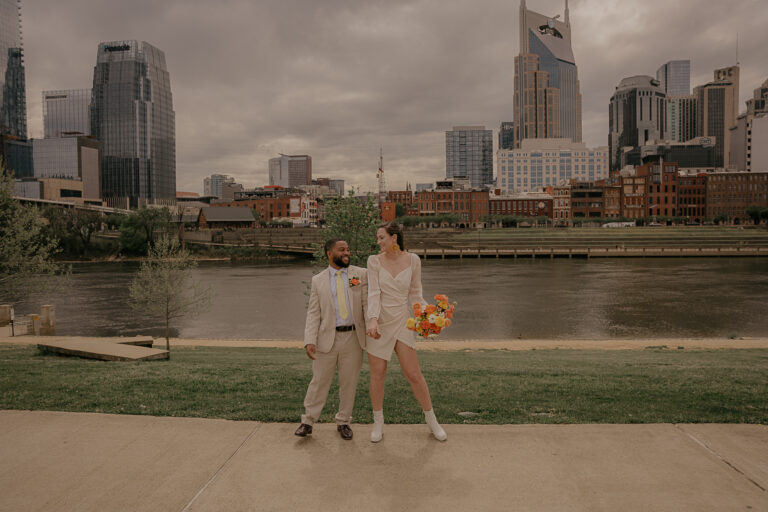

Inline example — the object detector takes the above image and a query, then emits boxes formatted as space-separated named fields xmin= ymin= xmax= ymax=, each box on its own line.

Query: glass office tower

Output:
xmin=43 ymin=89 xmax=91 ymax=138
xmin=656 ymin=60 xmax=691 ymax=96
xmin=91 ymin=40 xmax=175 ymax=205
xmin=445 ymin=126 xmax=493 ymax=188
xmin=0 ymin=0 xmax=26 ymax=138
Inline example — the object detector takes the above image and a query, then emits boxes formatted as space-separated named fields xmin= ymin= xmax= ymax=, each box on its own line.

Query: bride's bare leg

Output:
xmin=394 ymin=341 xmax=432 ymax=411
xmin=368 ymin=353 xmax=388 ymax=411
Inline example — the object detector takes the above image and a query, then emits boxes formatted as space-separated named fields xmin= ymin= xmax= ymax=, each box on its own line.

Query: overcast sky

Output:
xmin=22 ymin=0 xmax=768 ymax=194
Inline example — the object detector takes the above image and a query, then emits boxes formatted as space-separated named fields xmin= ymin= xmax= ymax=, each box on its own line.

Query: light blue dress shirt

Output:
xmin=328 ymin=266 xmax=354 ymax=327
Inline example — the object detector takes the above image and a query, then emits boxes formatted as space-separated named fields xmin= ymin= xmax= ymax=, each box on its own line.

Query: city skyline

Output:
xmin=19 ymin=0 xmax=768 ymax=194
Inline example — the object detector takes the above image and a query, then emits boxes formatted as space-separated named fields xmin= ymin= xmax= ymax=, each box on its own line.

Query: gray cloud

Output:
xmin=22 ymin=0 xmax=768 ymax=194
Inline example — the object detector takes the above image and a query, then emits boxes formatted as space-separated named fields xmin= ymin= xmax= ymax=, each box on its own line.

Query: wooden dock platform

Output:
xmin=37 ymin=338 xmax=168 ymax=361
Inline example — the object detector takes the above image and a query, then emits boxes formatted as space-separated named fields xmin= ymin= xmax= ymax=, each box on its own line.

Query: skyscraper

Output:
xmin=268 ymin=154 xmax=312 ymax=188
xmin=729 ymin=78 xmax=768 ymax=172
xmin=445 ymin=126 xmax=493 ymax=188
xmin=91 ymin=41 xmax=175 ymax=206
xmin=694 ymin=65 xmax=739 ymax=168
xmin=608 ymin=76 xmax=667 ymax=171
xmin=498 ymin=121 xmax=514 ymax=150
xmin=666 ymin=95 xmax=697 ymax=142
xmin=0 ymin=0 xmax=26 ymax=139
xmin=514 ymin=0 xmax=582 ymax=148
xmin=43 ymin=89 xmax=91 ymax=138
xmin=656 ymin=60 xmax=691 ymax=96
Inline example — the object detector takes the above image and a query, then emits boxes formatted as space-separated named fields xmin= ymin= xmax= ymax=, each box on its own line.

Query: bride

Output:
xmin=365 ymin=222 xmax=447 ymax=442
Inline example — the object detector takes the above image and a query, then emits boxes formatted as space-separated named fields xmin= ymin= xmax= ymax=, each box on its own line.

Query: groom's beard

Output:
xmin=333 ymin=255 xmax=350 ymax=268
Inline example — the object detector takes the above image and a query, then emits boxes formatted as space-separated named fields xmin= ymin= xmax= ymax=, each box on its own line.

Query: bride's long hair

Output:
xmin=379 ymin=222 xmax=405 ymax=251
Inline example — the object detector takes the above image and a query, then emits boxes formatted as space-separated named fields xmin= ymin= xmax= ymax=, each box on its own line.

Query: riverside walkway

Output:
xmin=237 ymin=226 xmax=768 ymax=258
xmin=0 ymin=410 xmax=766 ymax=511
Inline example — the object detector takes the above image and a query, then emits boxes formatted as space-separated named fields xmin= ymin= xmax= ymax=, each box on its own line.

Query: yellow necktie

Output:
xmin=336 ymin=271 xmax=349 ymax=320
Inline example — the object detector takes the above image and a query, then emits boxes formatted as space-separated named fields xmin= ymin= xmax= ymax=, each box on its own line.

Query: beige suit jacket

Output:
xmin=304 ymin=265 xmax=368 ymax=353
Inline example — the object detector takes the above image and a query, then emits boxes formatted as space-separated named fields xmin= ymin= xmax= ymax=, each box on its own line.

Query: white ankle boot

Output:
xmin=371 ymin=410 xmax=384 ymax=443
xmin=424 ymin=409 xmax=447 ymax=441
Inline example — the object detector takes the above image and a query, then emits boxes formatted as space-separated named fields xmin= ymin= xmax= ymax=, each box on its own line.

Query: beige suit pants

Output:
xmin=301 ymin=329 xmax=363 ymax=426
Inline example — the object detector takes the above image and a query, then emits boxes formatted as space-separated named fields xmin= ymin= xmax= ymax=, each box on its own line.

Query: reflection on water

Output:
xmin=16 ymin=258 xmax=768 ymax=340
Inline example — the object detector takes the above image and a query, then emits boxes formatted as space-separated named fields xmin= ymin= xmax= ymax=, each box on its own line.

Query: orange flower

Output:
xmin=434 ymin=294 xmax=448 ymax=302
xmin=434 ymin=327 xmax=442 ymax=334
xmin=413 ymin=303 xmax=422 ymax=313
xmin=420 ymin=320 xmax=431 ymax=331
xmin=425 ymin=304 xmax=437 ymax=314
xmin=444 ymin=318 xmax=451 ymax=327
xmin=446 ymin=310 xmax=453 ymax=319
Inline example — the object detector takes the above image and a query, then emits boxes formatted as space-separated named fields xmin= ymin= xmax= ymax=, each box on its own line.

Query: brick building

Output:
xmin=380 ymin=202 xmax=396 ymax=222
xmin=570 ymin=181 xmax=605 ymax=219
xmin=387 ymin=190 xmax=415 ymax=208
xmin=603 ymin=183 xmax=622 ymax=219
xmin=489 ymin=192 xmax=553 ymax=219
xmin=212 ymin=195 xmax=302 ymax=223
xmin=706 ymin=171 xmax=768 ymax=222
xmin=549 ymin=184 xmax=571 ymax=223
xmin=620 ymin=173 xmax=648 ymax=219
xmin=416 ymin=180 xmax=489 ymax=226
xmin=640 ymin=162 xmax=679 ymax=218
xmin=678 ymin=172 xmax=707 ymax=222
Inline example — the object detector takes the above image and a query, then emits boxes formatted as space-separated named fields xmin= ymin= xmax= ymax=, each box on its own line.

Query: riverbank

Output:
xmin=4 ymin=335 xmax=768 ymax=351
xmin=1 ymin=341 xmax=767 ymax=424
xmin=250 ymin=225 xmax=768 ymax=258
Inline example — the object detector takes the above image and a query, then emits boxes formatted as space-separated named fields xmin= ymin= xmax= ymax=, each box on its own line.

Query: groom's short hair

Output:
xmin=324 ymin=238 xmax=344 ymax=256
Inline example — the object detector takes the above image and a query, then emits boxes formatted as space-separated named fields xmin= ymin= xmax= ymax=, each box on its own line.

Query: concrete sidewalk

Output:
xmin=0 ymin=411 xmax=766 ymax=511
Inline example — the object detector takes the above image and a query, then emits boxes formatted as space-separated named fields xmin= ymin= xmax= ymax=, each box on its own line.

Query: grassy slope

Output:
xmin=1 ymin=345 xmax=766 ymax=424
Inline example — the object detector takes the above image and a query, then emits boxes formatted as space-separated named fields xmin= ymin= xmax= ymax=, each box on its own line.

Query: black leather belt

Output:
xmin=336 ymin=325 xmax=355 ymax=332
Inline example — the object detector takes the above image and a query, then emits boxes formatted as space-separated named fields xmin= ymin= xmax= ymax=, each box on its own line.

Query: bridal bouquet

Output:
xmin=406 ymin=294 xmax=456 ymax=339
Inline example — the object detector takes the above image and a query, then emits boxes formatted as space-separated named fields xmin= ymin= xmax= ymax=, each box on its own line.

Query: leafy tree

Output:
xmin=67 ymin=209 xmax=103 ymax=255
xmin=312 ymin=190 xmax=378 ymax=267
xmin=129 ymin=235 xmax=212 ymax=352
xmin=0 ymin=165 xmax=66 ymax=303
xmin=250 ymin=208 xmax=266 ymax=227
xmin=105 ymin=213 xmax=124 ymax=230
xmin=119 ymin=207 xmax=172 ymax=255
xmin=760 ymin=208 xmax=768 ymax=223
xmin=746 ymin=205 xmax=762 ymax=225
xmin=714 ymin=213 xmax=729 ymax=225
xmin=395 ymin=203 xmax=406 ymax=218
xmin=397 ymin=215 xmax=422 ymax=227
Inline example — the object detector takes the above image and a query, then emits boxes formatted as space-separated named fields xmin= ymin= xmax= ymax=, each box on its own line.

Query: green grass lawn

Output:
xmin=1 ymin=344 xmax=766 ymax=424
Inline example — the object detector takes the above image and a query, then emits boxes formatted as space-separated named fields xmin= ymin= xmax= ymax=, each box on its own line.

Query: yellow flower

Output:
xmin=434 ymin=316 xmax=446 ymax=327
xmin=406 ymin=318 xmax=416 ymax=329
xmin=438 ymin=301 xmax=448 ymax=310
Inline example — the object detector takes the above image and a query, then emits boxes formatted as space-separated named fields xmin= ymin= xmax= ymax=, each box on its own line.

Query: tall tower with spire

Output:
xmin=0 ymin=0 xmax=27 ymax=138
xmin=513 ymin=0 xmax=581 ymax=147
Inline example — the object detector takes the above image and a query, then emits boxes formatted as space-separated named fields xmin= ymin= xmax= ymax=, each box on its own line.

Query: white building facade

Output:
xmin=752 ymin=114 xmax=768 ymax=173
xmin=497 ymin=138 xmax=608 ymax=193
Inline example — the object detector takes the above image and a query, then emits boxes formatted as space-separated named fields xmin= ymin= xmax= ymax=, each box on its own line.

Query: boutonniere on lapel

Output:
xmin=349 ymin=277 xmax=361 ymax=287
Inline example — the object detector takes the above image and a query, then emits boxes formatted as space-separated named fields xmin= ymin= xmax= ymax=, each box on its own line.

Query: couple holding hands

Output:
xmin=295 ymin=222 xmax=447 ymax=443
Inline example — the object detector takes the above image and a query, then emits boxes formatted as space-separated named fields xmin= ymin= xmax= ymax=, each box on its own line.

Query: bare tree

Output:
xmin=129 ymin=235 xmax=212 ymax=352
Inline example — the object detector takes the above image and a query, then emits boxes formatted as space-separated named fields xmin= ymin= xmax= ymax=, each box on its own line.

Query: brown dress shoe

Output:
xmin=295 ymin=423 xmax=313 ymax=437
xmin=337 ymin=424 xmax=353 ymax=440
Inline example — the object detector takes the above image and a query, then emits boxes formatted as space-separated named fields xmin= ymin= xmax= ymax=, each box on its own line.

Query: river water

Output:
xmin=15 ymin=258 xmax=768 ymax=340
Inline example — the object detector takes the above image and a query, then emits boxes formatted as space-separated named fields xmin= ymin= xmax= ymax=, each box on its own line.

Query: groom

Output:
xmin=295 ymin=238 xmax=368 ymax=440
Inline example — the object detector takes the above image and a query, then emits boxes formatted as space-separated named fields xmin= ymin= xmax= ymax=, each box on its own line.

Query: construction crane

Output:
xmin=376 ymin=148 xmax=387 ymax=208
